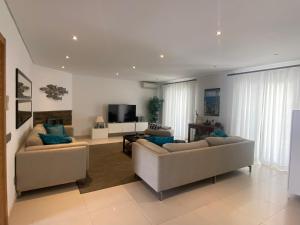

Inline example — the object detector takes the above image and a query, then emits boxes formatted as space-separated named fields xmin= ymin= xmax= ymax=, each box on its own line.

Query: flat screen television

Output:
xmin=108 ymin=104 xmax=136 ymax=123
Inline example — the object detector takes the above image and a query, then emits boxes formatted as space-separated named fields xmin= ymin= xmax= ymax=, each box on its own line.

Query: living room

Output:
xmin=1 ymin=0 xmax=300 ymax=225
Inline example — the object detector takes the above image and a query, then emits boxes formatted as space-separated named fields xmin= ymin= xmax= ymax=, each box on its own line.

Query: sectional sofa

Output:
xmin=132 ymin=137 xmax=255 ymax=200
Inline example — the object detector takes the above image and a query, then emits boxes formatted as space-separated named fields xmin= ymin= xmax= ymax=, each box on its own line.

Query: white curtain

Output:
xmin=230 ymin=67 xmax=300 ymax=170
xmin=162 ymin=81 xmax=196 ymax=140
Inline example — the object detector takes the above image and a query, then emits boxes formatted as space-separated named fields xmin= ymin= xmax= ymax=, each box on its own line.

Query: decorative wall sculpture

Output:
xmin=40 ymin=84 xmax=68 ymax=100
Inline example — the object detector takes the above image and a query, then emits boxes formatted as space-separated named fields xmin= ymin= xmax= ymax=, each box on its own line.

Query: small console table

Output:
xmin=188 ymin=123 xmax=214 ymax=142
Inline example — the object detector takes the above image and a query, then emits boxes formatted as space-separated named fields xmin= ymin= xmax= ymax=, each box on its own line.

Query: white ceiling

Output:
xmin=6 ymin=0 xmax=300 ymax=81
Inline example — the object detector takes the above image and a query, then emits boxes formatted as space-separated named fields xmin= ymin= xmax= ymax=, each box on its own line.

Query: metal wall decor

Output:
xmin=40 ymin=84 xmax=68 ymax=100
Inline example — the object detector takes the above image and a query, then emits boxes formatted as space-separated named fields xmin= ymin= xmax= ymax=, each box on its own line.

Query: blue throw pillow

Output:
xmin=44 ymin=124 xmax=66 ymax=136
xmin=39 ymin=133 xmax=72 ymax=145
xmin=210 ymin=129 xmax=228 ymax=137
xmin=145 ymin=135 xmax=174 ymax=146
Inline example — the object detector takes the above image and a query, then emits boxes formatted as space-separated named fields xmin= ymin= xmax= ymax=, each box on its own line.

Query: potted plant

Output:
xmin=148 ymin=96 xmax=163 ymax=123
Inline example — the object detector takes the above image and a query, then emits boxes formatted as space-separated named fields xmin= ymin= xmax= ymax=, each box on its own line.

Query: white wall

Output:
xmin=73 ymin=74 xmax=156 ymax=136
xmin=32 ymin=64 xmax=72 ymax=111
xmin=0 ymin=0 xmax=33 ymax=214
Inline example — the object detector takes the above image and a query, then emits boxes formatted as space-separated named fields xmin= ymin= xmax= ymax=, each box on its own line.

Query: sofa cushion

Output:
xmin=145 ymin=135 xmax=174 ymax=146
xmin=137 ymin=139 xmax=169 ymax=154
xmin=206 ymin=136 xmax=244 ymax=146
xmin=33 ymin=124 xmax=47 ymax=134
xmin=44 ymin=124 xmax=66 ymax=136
xmin=163 ymin=140 xmax=209 ymax=152
xmin=144 ymin=129 xmax=174 ymax=137
xmin=39 ymin=134 xmax=72 ymax=145
xmin=26 ymin=130 xmax=44 ymax=147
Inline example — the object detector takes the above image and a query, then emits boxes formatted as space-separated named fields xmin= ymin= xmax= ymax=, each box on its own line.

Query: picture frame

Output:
xmin=204 ymin=88 xmax=220 ymax=116
xmin=16 ymin=100 xmax=32 ymax=129
xmin=16 ymin=68 xmax=32 ymax=99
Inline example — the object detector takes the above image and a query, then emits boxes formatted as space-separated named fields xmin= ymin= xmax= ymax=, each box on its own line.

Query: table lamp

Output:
xmin=95 ymin=116 xmax=105 ymax=128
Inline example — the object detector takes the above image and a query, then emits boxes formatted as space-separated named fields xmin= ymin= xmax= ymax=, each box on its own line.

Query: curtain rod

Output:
xmin=162 ymin=79 xmax=197 ymax=86
xmin=227 ymin=64 xmax=300 ymax=76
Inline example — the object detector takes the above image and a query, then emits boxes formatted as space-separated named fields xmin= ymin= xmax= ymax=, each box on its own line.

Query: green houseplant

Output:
xmin=148 ymin=96 xmax=163 ymax=123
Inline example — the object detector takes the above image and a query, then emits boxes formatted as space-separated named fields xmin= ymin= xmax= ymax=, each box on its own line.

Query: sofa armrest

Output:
xmin=25 ymin=141 xmax=89 ymax=151
xmin=16 ymin=145 xmax=88 ymax=192
xmin=132 ymin=142 xmax=162 ymax=192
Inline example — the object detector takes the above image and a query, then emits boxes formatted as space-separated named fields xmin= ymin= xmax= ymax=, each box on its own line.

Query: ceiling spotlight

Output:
xmin=66 ymin=55 xmax=70 ymax=59
xmin=72 ymin=35 xmax=78 ymax=41
xmin=116 ymin=72 xmax=119 ymax=76
xmin=160 ymin=54 xmax=165 ymax=58
xmin=61 ymin=66 xmax=65 ymax=69
xmin=216 ymin=31 xmax=222 ymax=36
xmin=132 ymin=65 xmax=136 ymax=69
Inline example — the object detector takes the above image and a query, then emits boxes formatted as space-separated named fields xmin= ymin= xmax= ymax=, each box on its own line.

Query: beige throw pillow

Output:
xmin=206 ymin=136 xmax=244 ymax=146
xmin=163 ymin=140 xmax=209 ymax=152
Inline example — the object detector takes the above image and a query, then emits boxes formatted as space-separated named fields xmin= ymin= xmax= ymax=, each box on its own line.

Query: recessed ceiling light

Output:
xmin=66 ymin=55 xmax=70 ymax=59
xmin=61 ymin=66 xmax=65 ymax=69
xmin=72 ymin=35 xmax=78 ymax=41
xmin=132 ymin=65 xmax=136 ymax=69
xmin=116 ymin=72 xmax=119 ymax=76
xmin=216 ymin=31 xmax=222 ymax=36
xmin=274 ymin=53 xmax=279 ymax=56
xmin=160 ymin=54 xmax=165 ymax=58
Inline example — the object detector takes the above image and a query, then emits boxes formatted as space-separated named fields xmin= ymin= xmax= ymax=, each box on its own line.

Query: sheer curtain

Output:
xmin=162 ymin=81 xmax=196 ymax=140
xmin=230 ymin=67 xmax=300 ymax=170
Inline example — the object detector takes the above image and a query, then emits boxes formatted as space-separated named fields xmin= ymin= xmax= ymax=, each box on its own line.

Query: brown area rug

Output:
xmin=77 ymin=142 xmax=140 ymax=194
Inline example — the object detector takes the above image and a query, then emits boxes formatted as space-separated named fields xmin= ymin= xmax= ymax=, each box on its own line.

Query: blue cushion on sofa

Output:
xmin=39 ymin=133 xmax=72 ymax=145
xmin=44 ymin=124 xmax=66 ymax=136
xmin=145 ymin=135 xmax=174 ymax=146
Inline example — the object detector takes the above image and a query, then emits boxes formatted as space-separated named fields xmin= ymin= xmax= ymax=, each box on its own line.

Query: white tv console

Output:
xmin=108 ymin=122 xmax=148 ymax=134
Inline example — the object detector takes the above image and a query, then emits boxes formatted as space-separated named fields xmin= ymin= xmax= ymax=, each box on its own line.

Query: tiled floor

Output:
xmin=9 ymin=165 xmax=300 ymax=225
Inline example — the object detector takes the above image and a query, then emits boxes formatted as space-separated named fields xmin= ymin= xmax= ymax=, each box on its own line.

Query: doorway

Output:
xmin=0 ymin=32 xmax=8 ymax=225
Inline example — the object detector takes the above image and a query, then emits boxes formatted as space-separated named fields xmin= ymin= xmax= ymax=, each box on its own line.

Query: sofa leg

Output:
xmin=159 ymin=191 xmax=163 ymax=201
xmin=212 ymin=176 xmax=217 ymax=184
xmin=249 ymin=165 xmax=252 ymax=173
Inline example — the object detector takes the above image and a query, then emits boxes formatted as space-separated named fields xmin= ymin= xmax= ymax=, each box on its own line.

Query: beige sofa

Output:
xmin=16 ymin=124 xmax=89 ymax=195
xmin=132 ymin=137 xmax=254 ymax=200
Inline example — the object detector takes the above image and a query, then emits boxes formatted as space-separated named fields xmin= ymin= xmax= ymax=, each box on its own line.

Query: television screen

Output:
xmin=108 ymin=104 xmax=136 ymax=123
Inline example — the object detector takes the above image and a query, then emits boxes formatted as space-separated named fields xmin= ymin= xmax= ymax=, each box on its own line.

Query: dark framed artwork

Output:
xmin=204 ymin=88 xmax=220 ymax=116
xmin=16 ymin=68 xmax=32 ymax=99
xmin=16 ymin=100 xmax=32 ymax=129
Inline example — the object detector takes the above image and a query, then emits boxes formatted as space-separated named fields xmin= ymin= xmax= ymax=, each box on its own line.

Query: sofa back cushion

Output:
xmin=206 ymin=136 xmax=244 ymax=146
xmin=163 ymin=140 xmax=209 ymax=152
xmin=144 ymin=129 xmax=174 ymax=137
xmin=137 ymin=139 xmax=169 ymax=154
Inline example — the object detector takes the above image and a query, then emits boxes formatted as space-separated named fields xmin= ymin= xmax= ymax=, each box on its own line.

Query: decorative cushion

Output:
xmin=163 ymin=140 xmax=209 ymax=152
xmin=145 ymin=135 xmax=174 ymax=146
xmin=136 ymin=139 xmax=169 ymax=154
xmin=33 ymin=124 xmax=47 ymax=134
xmin=144 ymin=129 xmax=174 ymax=137
xmin=44 ymin=124 xmax=66 ymax=136
xmin=206 ymin=136 xmax=244 ymax=146
xmin=148 ymin=123 xmax=161 ymax=130
xmin=26 ymin=130 xmax=44 ymax=147
xmin=39 ymin=134 xmax=72 ymax=145
xmin=210 ymin=129 xmax=228 ymax=137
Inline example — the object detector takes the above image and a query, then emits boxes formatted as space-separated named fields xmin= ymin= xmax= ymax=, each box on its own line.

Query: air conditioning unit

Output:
xmin=140 ymin=81 xmax=160 ymax=89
